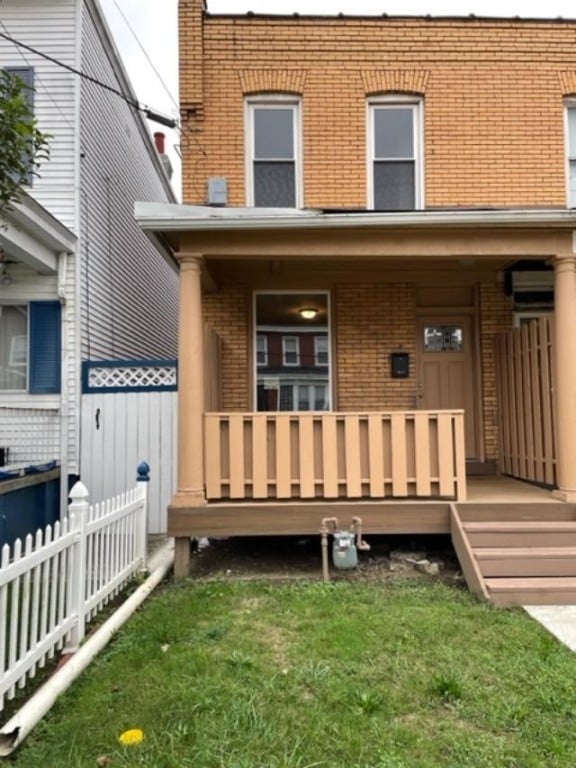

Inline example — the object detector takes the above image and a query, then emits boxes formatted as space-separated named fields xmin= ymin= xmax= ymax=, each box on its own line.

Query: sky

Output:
xmin=100 ymin=0 xmax=576 ymax=200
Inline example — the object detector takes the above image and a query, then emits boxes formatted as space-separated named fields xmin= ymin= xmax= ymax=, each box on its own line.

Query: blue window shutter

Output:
xmin=29 ymin=301 xmax=61 ymax=394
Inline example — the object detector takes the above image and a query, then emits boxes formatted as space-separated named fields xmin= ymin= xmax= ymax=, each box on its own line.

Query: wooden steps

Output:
xmin=451 ymin=505 xmax=576 ymax=606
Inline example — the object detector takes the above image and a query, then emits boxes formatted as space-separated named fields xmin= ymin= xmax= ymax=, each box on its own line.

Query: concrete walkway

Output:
xmin=524 ymin=606 xmax=576 ymax=651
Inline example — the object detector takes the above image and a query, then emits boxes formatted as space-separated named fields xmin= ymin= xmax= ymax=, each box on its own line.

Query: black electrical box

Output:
xmin=391 ymin=352 xmax=409 ymax=379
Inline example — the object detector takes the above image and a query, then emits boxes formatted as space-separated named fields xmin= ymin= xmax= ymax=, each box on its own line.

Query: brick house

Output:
xmin=136 ymin=3 xmax=576 ymax=601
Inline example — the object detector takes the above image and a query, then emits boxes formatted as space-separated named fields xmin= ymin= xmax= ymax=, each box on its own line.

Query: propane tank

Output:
xmin=332 ymin=530 xmax=358 ymax=569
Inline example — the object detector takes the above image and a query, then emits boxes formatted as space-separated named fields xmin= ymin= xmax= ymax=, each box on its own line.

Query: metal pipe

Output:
xmin=320 ymin=517 xmax=338 ymax=583
xmin=0 ymin=543 xmax=174 ymax=756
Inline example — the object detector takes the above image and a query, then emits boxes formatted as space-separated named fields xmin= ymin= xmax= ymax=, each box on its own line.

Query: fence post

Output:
xmin=65 ymin=481 xmax=89 ymax=652
xmin=137 ymin=461 xmax=150 ymax=571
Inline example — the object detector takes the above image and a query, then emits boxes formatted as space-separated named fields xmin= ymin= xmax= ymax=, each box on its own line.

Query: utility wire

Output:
xmin=111 ymin=0 xmax=179 ymax=114
xmin=0 ymin=29 xmax=177 ymax=128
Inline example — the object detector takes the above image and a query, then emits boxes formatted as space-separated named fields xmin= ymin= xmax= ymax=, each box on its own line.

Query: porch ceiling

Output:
xmin=205 ymin=256 xmax=522 ymax=287
xmin=0 ymin=192 xmax=76 ymax=274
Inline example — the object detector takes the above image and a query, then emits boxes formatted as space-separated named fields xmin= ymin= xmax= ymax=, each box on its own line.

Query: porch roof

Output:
xmin=135 ymin=202 xmax=576 ymax=235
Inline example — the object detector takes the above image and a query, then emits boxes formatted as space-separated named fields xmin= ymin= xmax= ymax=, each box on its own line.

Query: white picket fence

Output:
xmin=0 ymin=468 xmax=149 ymax=713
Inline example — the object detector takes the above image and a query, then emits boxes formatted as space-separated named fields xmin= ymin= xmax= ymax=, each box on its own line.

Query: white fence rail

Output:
xmin=0 ymin=466 xmax=149 ymax=713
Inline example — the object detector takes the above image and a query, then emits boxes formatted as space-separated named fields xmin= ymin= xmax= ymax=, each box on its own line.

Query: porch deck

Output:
xmin=169 ymin=475 xmax=564 ymax=539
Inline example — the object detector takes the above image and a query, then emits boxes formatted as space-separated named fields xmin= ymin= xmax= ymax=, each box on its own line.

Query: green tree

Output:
xmin=0 ymin=69 xmax=49 ymax=212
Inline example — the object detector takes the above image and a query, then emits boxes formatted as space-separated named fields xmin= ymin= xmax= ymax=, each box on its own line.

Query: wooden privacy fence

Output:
xmin=205 ymin=410 xmax=467 ymax=501
xmin=0 ymin=466 xmax=149 ymax=713
xmin=495 ymin=316 xmax=556 ymax=486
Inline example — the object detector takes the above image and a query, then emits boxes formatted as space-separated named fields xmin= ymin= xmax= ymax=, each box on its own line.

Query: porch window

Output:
xmin=255 ymin=292 xmax=331 ymax=411
xmin=566 ymin=104 xmax=576 ymax=206
xmin=368 ymin=99 xmax=423 ymax=210
xmin=246 ymin=98 xmax=301 ymax=207
xmin=0 ymin=305 xmax=27 ymax=390
xmin=0 ymin=301 xmax=61 ymax=393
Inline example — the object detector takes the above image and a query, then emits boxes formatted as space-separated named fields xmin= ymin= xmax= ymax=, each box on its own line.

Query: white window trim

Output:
xmin=282 ymin=335 xmax=300 ymax=366
xmin=565 ymin=101 xmax=576 ymax=208
xmin=366 ymin=96 xmax=424 ymax=211
xmin=253 ymin=290 xmax=332 ymax=411
xmin=244 ymin=95 xmax=303 ymax=208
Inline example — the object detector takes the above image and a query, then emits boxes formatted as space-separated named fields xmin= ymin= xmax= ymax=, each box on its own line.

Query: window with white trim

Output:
xmin=255 ymin=292 xmax=331 ymax=412
xmin=369 ymin=99 xmax=423 ymax=211
xmin=566 ymin=104 xmax=576 ymax=206
xmin=246 ymin=98 xmax=300 ymax=207
xmin=0 ymin=305 xmax=27 ymax=390
xmin=256 ymin=334 xmax=268 ymax=366
xmin=282 ymin=335 xmax=300 ymax=366
xmin=0 ymin=301 xmax=61 ymax=393
xmin=314 ymin=335 xmax=328 ymax=366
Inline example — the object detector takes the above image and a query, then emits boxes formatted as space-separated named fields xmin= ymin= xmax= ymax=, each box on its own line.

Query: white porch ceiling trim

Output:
xmin=0 ymin=192 xmax=76 ymax=274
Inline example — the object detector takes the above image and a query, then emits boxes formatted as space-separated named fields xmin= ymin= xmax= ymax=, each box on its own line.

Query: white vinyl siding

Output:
xmin=0 ymin=0 xmax=79 ymax=230
xmin=79 ymin=1 xmax=178 ymax=360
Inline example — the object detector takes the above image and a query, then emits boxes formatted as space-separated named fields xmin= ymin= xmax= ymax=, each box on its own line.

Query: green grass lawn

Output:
xmin=8 ymin=576 xmax=576 ymax=768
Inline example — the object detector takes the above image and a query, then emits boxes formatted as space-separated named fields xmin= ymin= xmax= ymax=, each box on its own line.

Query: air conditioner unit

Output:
xmin=511 ymin=270 xmax=554 ymax=292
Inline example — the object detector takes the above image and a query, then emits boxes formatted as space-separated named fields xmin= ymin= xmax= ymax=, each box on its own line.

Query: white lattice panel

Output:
xmin=87 ymin=364 xmax=177 ymax=390
xmin=0 ymin=408 xmax=60 ymax=466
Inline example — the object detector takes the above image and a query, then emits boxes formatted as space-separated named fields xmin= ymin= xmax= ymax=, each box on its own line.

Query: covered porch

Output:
xmin=135 ymin=203 xmax=576 ymax=582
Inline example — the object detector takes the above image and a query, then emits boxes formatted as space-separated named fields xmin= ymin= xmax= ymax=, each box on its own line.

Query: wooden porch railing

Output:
xmin=204 ymin=410 xmax=466 ymax=501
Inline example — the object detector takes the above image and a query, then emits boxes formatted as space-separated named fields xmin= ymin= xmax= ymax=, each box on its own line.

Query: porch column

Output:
xmin=553 ymin=253 xmax=576 ymax=499
xmin=170 ymin=252 xmax=206 ymax=577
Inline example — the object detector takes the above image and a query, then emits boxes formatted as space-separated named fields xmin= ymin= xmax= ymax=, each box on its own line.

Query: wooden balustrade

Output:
xmin=204 ymin=410 xmax=466 ymax=502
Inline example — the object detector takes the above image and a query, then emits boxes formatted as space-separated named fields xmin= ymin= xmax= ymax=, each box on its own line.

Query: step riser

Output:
xmin=479 ymin=559 xmax=576 ymax=578
xmin=468 ymin=533 xmax=576 ymax=547
xmin=490 ymin=590 xmax=576 ymax=606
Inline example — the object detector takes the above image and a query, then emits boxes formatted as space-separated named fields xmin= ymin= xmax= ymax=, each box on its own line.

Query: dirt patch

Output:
xmin=189 ymin=534 xmax=465 ymax=586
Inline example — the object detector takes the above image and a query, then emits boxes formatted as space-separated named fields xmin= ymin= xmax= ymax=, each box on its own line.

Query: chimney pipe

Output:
xmin=153 ymin=131 xmax=166 ymax=155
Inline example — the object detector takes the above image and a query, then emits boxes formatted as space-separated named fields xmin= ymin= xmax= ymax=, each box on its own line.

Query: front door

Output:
xmin=417 ymin=316 xmax=478 ymax=459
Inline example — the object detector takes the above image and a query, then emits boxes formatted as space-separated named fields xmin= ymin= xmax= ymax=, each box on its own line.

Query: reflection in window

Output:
xmin=423 ymin=325 xmax=463 ymax=352
xmin=255 ymin=292 xmax=330 ymax=411
xmin=0 ymin=305 xmax=27 ymax=390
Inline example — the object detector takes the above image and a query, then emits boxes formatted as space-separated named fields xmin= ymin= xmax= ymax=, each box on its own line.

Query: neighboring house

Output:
xmin=0 ymin=0 xmax=178 ymax=542
xmin=137 ymin=2 xmax=576 ymax=603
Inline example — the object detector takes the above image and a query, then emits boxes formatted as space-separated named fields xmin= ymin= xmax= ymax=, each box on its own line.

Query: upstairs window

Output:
xmin=369 ymin=99 xmax=423 ymax=211
xmin=314 ymin=335 xmax=329 ymax=366
xmin=566 ymin=104 xmax=576 ymax=206
xmin=246 ymin=98 xmax=301 ymax=207
xmin=4 ymin=67 xmax=35 ymax=185
xmin=256 ymin=334 xmax=268 ymax=366
xmin=282 ymin=335 xmax=300 ymax=366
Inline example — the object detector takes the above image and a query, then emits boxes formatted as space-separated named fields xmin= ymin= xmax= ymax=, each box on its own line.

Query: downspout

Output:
xmin=0 ymin=542 xmax=174 ymax=757
xmin=57 ymin=251 xmax=69 ymax=515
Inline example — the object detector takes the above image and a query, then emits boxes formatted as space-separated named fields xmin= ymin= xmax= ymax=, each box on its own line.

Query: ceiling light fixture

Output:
xmin=299 ymin=308 xmax=318 ymax=320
